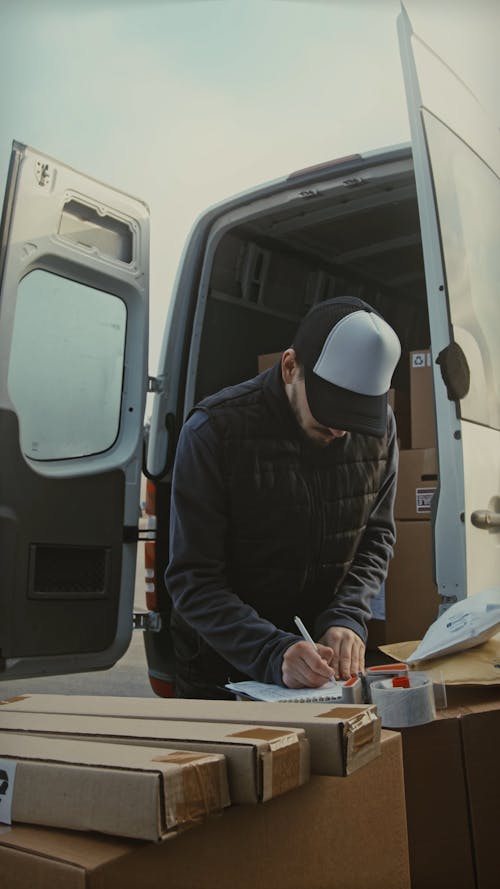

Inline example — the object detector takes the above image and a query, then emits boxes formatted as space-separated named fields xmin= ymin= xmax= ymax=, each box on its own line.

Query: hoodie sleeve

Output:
xmin=165 ymin=410 xmax=299 ymax=684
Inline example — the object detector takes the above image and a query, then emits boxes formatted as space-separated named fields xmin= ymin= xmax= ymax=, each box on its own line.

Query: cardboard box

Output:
xmin=388 ymin=387 xmax=411 ymax=449
xmin=399 ymin=687 xmax=500 ymax=889
xmin=0 ymin=713 xmax=309 ymax=805
xmin=384 ymin=520 xmax=439 ymax=643
xmin=0 ymin=694 xmax=380 ymax=776
xmin=454 ymin=689 xmax=500 ymax=889
xmin=0 ymin=731 xmax=410 ymax=889
xmin=257 ymin=351 xmax=282 ymax=372
xmin=410 ymin=350 xmax=437 ymax=449
xmin=395 ymin=448 xmax=438 ymax=520
xmin=0 ymin=732 xmax=229 ymax=841
xmin=399 ymin=716 xmax=473 ymax=889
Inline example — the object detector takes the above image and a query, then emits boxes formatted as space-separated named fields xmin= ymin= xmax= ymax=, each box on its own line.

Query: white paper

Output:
xmin=0 ymin=760 xmax=17 ymax=825
xmin=225 ymin=679 xmax=344 ymax=702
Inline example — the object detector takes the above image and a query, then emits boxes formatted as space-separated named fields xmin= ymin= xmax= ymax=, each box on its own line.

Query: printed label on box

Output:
xmin=416 ymin=487 xmax=436 ymax=513
xmin=0 ymin=760 xmax=16 ymax=825
xmin=412 ymin=352 xmax=431 ymax=369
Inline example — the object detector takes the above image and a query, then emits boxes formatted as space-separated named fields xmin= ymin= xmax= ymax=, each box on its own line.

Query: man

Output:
xmin=166 ymin=296 xmax=401 ymax=699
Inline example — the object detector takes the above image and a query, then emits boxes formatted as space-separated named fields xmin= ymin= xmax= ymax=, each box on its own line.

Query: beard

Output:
xmin=288 ymin=383 xmax=335 ymax=448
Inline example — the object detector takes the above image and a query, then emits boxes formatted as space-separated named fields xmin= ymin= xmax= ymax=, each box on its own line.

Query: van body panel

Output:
xmin=0 ymin=142 xmax=149 ymax=678
xmin=398 ymin=2 xmax=500 ymax=603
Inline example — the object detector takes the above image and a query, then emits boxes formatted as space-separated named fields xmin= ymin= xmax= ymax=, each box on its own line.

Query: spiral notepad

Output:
xmin=225 ymin=679 xmax=344 ymax=702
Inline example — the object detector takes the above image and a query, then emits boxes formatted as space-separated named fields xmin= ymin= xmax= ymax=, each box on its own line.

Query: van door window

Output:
xmin=8 ymin=269 xmax=126 ymax=460
xmin=424 ymin=111 xmax=500 ymax=430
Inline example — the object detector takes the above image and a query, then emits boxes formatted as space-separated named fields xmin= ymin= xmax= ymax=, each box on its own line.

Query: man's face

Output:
xmin=287 ymin=374 xmax=347 ymax=447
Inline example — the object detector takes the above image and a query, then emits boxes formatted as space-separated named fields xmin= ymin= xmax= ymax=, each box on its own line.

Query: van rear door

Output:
xmin=398 ymin=2 xmax=500 ymax=604
xmin=0 ymin=142 xmax=149 ymax=678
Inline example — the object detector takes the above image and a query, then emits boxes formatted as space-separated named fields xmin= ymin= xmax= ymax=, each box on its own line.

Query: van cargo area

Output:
xmin=191 ymin=148 xmax=428 ymax=406
xmin=145 ymin=146 xmax=439 ymax=692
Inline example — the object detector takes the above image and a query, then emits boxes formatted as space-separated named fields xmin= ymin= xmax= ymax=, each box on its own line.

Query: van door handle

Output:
xmin=471 ymin=509 xmax=500 ymax=529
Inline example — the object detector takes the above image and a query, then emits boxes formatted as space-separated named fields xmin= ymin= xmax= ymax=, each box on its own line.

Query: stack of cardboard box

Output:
xmin=369 ymin=349 xmax=440 ymax=647
xmin=0 ymin=694 xmax=411 ymax=888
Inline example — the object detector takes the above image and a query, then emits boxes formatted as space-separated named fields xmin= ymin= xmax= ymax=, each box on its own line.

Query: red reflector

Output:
xmin=144 ymin=540 xmax=155 ymax=569
xmin=145 ymin=591 xmax=157 ymax=611
xmin=145 ymin=480 xmax=156 ymax=515
xmin=149 ymin=676 xmax=175 ymax=698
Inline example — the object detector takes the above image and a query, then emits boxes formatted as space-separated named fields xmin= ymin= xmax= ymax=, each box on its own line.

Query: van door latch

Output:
xmin=471 ymin=509 xmax=500 ymax=530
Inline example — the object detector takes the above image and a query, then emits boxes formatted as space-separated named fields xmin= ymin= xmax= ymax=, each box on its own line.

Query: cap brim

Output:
xmin=304 ymin=367 xmax=388 ymax=438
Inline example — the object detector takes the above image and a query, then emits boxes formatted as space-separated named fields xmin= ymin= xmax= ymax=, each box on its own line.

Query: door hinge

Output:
xmin=133 ymin=611 xmax=162 ymax=632
xmin=123 ymin=515 xmax=156 ymax=543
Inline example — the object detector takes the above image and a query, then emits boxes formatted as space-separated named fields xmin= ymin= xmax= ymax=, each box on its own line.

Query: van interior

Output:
xmin=193 ymin=149 xmax=430 ymax=404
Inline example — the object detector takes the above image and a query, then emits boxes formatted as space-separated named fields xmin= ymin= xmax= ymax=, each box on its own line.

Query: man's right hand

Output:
xmin=281 ymin=641 xmax=335 ymax=688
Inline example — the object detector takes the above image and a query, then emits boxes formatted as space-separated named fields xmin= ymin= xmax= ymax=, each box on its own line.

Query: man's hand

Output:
xmin=318 ymin=627 xmax=365 ymax=680
xmin=282 ymin=641 xmax=335 ymax=688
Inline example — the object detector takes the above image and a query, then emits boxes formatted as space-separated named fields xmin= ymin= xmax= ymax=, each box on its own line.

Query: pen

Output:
xmin=294 ymin=615 xmax=318 ymax=650
xmin=294 ymin=615 xmax=337 ymax=684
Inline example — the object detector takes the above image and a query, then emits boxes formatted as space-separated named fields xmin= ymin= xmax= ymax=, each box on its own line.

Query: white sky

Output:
xmin=0 ymin=0 xmax=498 ymax=369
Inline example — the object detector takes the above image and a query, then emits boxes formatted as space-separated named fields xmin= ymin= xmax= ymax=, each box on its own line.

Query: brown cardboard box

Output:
xmin=0 ymin=732 xmax=229 ymax=841
xmin=0 ymin=731 xmax=410 ymax=889
xmin=399 ymin=687 xmax=500 ymax=889
xmin=0 ymin=694 xmax=380 ymax=777
xmin=399 ymin=716 xmax=474 ymax=889
xmin=368 ymin=494 xmax=438 ymax=646
xmin=257 ymin=351 xmax=282 ymax=372
xmin=0 ymin=713 xmax=309 ymax=805
xmin=395 ymin=448 xmax=438 ymax=520
xmin=456 ymin=689 xmax=500 ymax=889
xmin=410 ymin=350 xmax=437 ymax=449
xmin=389 ymin=387 xmax=411 ymax=449
xmin=384 ymin=520 xmax=439 ymax=643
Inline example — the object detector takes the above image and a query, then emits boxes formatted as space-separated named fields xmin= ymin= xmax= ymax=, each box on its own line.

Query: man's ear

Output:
xmin=281 ymin=348 xmax=298 ymax=384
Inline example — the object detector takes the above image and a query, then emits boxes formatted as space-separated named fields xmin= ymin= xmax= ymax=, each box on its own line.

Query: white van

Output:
xmin=0 ymin=3 xmax=498 ymax=686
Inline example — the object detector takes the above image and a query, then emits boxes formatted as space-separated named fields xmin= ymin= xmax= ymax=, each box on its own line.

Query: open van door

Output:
xmin=398 ymin=2 xmax=500 ymax=606
xmin=0 ymin=142 xmax=149 ymax=678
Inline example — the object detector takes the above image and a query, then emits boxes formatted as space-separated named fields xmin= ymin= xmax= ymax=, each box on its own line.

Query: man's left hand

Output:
xmin=318 ymin=627 xmax=365 ymax=680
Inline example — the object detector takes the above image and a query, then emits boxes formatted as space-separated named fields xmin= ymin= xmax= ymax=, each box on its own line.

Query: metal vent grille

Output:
xmin=28 ymin=544 xmax=111 ymax=599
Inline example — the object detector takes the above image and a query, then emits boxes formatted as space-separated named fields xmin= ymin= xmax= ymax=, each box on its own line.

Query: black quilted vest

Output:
xmin=193 ymin=364 xmax=389 ymax=635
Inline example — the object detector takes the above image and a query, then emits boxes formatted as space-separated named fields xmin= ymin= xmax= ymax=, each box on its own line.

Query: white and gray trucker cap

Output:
xmin=292 ymin=297 xmax=401 ymax=437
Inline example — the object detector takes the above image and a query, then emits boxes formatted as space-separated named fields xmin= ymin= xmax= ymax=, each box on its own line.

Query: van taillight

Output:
xmin=149 ymin=676 xmax=175 ymax=698
xmin=145 ymin=479 xmax=156 ymax=515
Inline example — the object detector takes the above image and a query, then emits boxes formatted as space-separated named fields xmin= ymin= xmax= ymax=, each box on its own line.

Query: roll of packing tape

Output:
xmin=370 ymin=673 xmax=436 ymax=727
